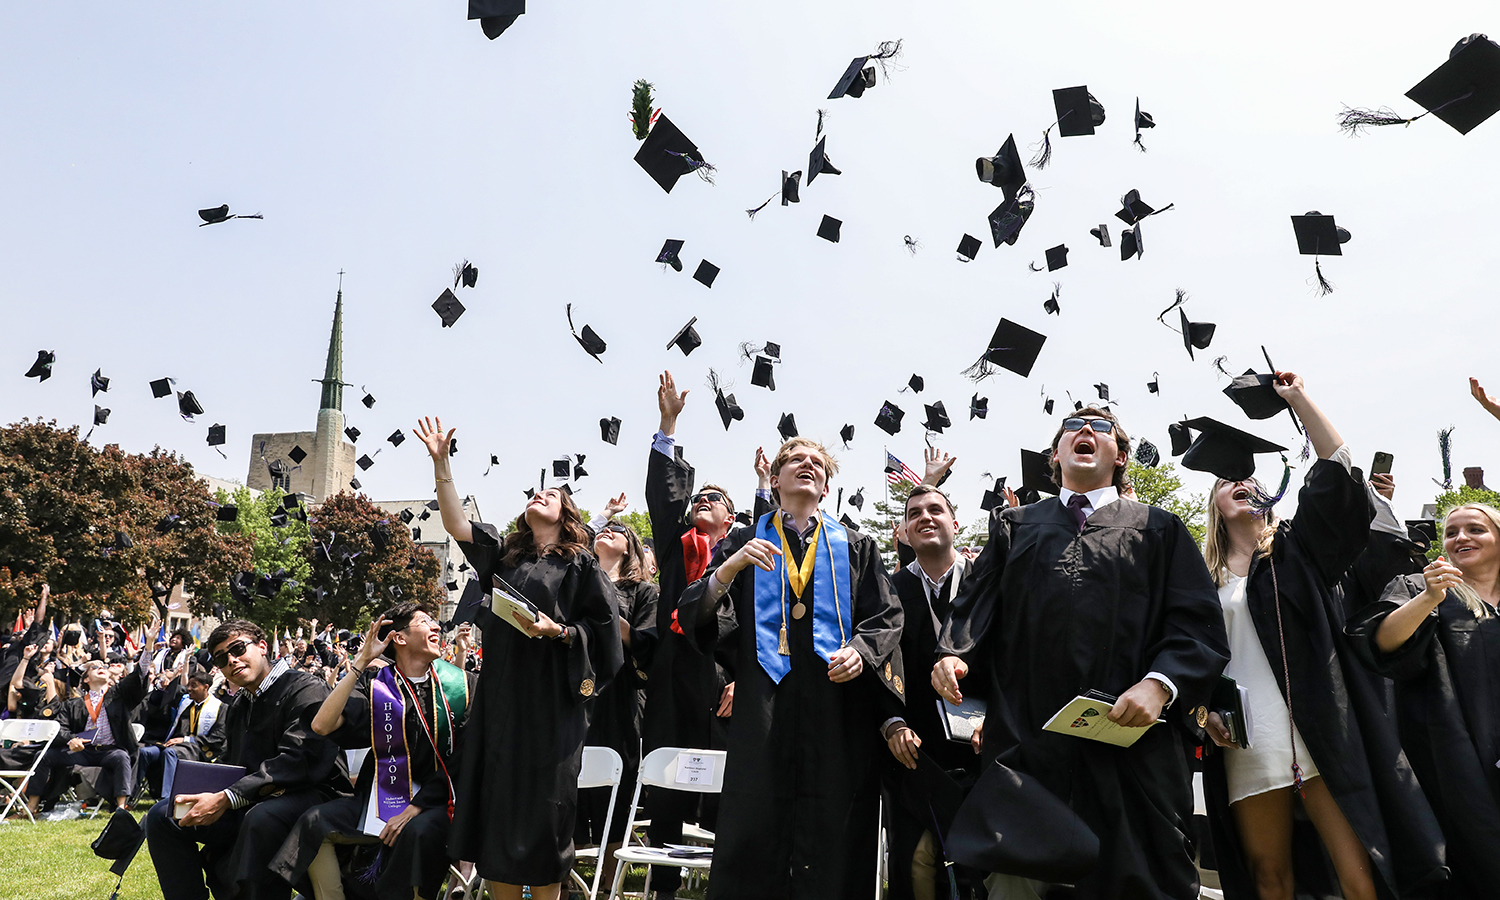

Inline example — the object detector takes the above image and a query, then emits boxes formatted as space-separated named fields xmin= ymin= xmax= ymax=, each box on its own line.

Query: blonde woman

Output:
xmin=1350 ymin=500 xmax=1500 ymax=895
xmin=1199 ymin=373 xmax=1443 ymax=900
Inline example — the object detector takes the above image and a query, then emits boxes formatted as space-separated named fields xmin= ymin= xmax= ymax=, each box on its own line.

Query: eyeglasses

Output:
xmin=211 ymin=639 xmax=253 ymax=669
xmin=1061 ymin=417 xmax=1116 ymax=435
xmin=601 ymin=524 xmax=631 ymax=536
xmin=691 ymin=492 xmax=727 ymax=506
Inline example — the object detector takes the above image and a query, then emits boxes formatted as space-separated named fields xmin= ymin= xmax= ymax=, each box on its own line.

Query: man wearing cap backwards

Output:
xmin=677 ymin=436 xmax=904 ymax=900
xmin=639 ymin=370 xmax=771 ymax=899
xmin=933 ymin=407 xmax=1228 ymax=900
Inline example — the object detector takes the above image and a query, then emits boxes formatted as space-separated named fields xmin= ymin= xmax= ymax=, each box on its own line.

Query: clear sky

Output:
xmin=3 ymin=2 xmax=1498 ymax=530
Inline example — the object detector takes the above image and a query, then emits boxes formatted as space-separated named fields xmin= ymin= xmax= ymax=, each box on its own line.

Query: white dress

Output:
xmin=1218 ymin=571 xmax=1319 ymax=804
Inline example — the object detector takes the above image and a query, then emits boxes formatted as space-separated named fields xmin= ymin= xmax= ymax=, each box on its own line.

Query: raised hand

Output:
xmin=658 ymin=371 xmax=688 ymax=433
xmin=1271 ymin=370 xmax=1306 ymax=398
xmin=923 ymin=447 xmax=957 ymax=485
xmin=754 ymin=447 xmax=771 ymax=489
xmin=354 ymin=618 xmax=394 ymax=669
xmin=414 ymin=417 xmax=455 ymax=463
xmin=603 ymin=493 xmax=629 ymax=518
xmin=1471 ymin=377 xmax=1500 ymax=421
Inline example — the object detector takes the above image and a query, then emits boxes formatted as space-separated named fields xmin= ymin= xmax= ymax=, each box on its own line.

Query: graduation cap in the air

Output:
xmin=963 ymin=318 xmax=1047 ymax=381
xmin=667 ymin=317 xmax=702 ymax=356
xmin=1223 ymin=371 xmax=1290 ymax=420
xmin=777 ymin=413 xmax=798 ymax=441
xmin=693 ymin=260 xmax=719 ymax=288
xmin=1406 ymin=519 xmax=1439 ymax=548
xmin=1147 ymin=372 xmax=1160 ymax=394
xmin=384 ymin=429 xmax=404 ymax=448
xmin=1020 ymin=448 xmax=1060 ymax=496
xmin=817 ymin=215 xmax=842 ymax=243
xmin=1179 ymin=309 xmax=1216 ymax=361
xmin=849 ymin=487 xmax=866 ymax=512
xmin=361 ymin=392 xmax=376 ymax=408
xmin=90 ymin=368 xmax=110 ymax=396
xmin=828 ymin=57 xmax=877 ymax=99
xmin=923 ymin=402 xmax=952 ymax=433
xmin=356 ymin=454 xmax=374 ymax=471
xmin=980 ymin=477 xmax=1007 ymax=512
xmin=92 ymin=807 xmax=146 ymax=879
xmin=1168 ymin=421 xmax=1193 ymax=457
xmin=1031 ymin=86 xmax=1106 ymax=169
xmin=976 ymin=134 xmax=1027 ymax=200
xmin=216 ymin=504 xmax=239 ymax=523
xmin=566 ymin=304 xmax=607 ymax=362
xmin=905 ymin=374 xmax=925 ymax=393
xmin=839 ymin=513 xmax=861 ymax=532
xmin=957 ymin=234 xmax=981 ymax=262
xmin=1339 ymin=34 xmax=1500 ymax=136
xmin=1135 ymin=438 xmax=1161 ymax=468
xmin=807 ymin=136 xmax=842 ymax=184
xmin=24 ymin=351 xmax=54 ymax=381
xmin=349 ymin=477 xmax=361 ymax=490
xmin=197 ymin=204 xmax=262 ymax=226
xmin=432 ymin=289 xmax=465 ymax=328
xmin=970 ymin=394 xmax=989 ymax=420
xmin=453 ymin=259 xmax=478 ymax=289
xmin=286 ymin=445 xmax=306 ymax=465
xmin=988 ymin=190 xmax=1036 ymax=247
xmin=1043 ymin=396 xmax=1055 ymax=415
xmin=839 ymin=423 xmax=855 ymax=445
xmin=573 ymin=454 xmax=588 ymax=479
xmin=155 ymin=514 xmax=180 ymax=534
xmin=1043 ymin=284 xmax=1061 ymax=316
xmin=400 ymin=508 xmax=415 ymax=524
xmin=268 ymin=509 xmax=288 ymax=528
xmin=1116 ymin=189 xmax=1171 ymax=226
xmin=177 ymin=391 xmax=204 ymax=419
xmin=1090 ymin=224 xmax=1112 ymax=247
xmin=600 ymin=416 xmax=621 ymax=445
xmin=1178 ymin=417 xmax=1287 ymax=481
xmin=635 ymin=114 xmax=714 ymax=193
xmin=874 ymin=401 xmax=904 ymax=436
xmin=467 ymin=0 xmax=523 ymax=39
xmin=344 ymin=426 xmax=360 ymax=443
xmin=551 ymin=457 xmax=571 ymax=480
xmin=451 ymin=578 xmax=485 ymax=627
xmin=1094 ymin=383 xmax=1110 ymax=403
xmin=150 ymin=377 xmax=173 ymax=398
xmin=1041 ymin=245 xmax=1069 ymax=272
xmin=1290 ymin=212 xmax=1352 ymax=296
xmin=656 ymin=239 xmax=685 ymax=272
xmin=92 ymin=405 xmax=110 ymax=427
xmin=1133 ymin=98 xmax=1156 ymax=151
xmin=708 ymin=371 xmax=744 ymax=431
xmin=751 ymin=356 xmax=776 ymax=390
xmin=1119 ymin=225 xmax=1144 ymax=260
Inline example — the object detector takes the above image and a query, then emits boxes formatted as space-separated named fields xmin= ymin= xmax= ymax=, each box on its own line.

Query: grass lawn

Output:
xmin=0 ymin=815 xmax=708 ymax=900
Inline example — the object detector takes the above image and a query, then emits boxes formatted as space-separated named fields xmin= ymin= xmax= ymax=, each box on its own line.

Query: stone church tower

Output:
xmin=246 ymin=290 xmax=357 ymax=502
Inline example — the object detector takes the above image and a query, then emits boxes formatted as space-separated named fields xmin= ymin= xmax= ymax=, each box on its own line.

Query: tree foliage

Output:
xmin=305 ymin=491 xmax=444 ymax=630
xmin=1127 ymin=461 xmax=1207 ymax=548
xmin=1423 ymin=483 xmax=1500 ymax=560
xmin=208 ymin=485 xmax=311 ymax=629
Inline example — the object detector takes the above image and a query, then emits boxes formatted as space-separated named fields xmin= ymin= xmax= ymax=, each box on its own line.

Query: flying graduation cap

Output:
xmin=468 ymin=0 xmax=524 ymax=40
xmin=874 ymin=401 xmax=904 ymax=435
xmin=1020 ymin=448 xmax=1060 ymax=496
xmin=207 ymin=423 xmax=226 ymax=447
xmin=288 ymin=445 xmax=307 ymax=464
xmin=988 ymin=189 xmax=1036 ymax=247
xmin=1223 ymin=371 xmax=1290 ymax=420
xmin=817 ymin=215 xmax=842 ymax=243
xmin=957 ymin=234 xmax=981 ymax=262
xmin=1339 ymin=34 xmax=1500 ymax=136
xmin=667 ymin=318 xmax=702 ymax=356
xmin=344 ymin=425 xmax=360 ymax=443
xmin=1290 ymin=211 xmax=1352 ymax=296
xmin=197 ymin=204 xmax=263 ymax=226
xmin=453 ymin=260 xmax=478 ymax=289
xmin=1090 ymin=224 xmax=1112 ymax=247
xmin=840 ymin=423 xmax=855 ymax=445
xmin=1031 ymin=86 xmax=1106 ymax=168
xmin=432 ymin=289 xmax=465 ymax=327
xmin=361 ymin=391 xmax=376 ymax=408
xmin=693 ymin=260 xmax=719 ymax=288
xmin=1119 ymin=226 xmax=1142 ymax=260
xmin=1135 ymin=438 xmax=1161 ymax=467
xmin=963 ymin=318 xmax=1046 ymax=382
xmin=848 ymin=487 xmax=866 ymax=512
xmin=1042 ymin=244 xmax=1068 ymax=271
xmin=90 ymin=368 xmax=110 ymax=396
xmin=904 ymin=374 xmax=925 ymax=393
xmin=600 ymin=416 xmax=621 ymax=445
xmin=1133 ymin=98 xmax=1155 ymax=151
xmin=777 ymin=413 xmax=798 ymax=441
xmin=1177 ymin=417 xmax=1287 ymax=482
xmin=635 ymin=114 xmax=715 ymax=192
xmin=566 ymin=304 xmax=607 ymax=362
xmin=976 ymin=134 xmax=1027 ymax=199
xmin=177 ymin=391 xmax=204 ymax=419
xmin=657 ymin=239 xmax=685 ymax=272
xmin=751 ymin=356 xmax=776 ymax=390
xmin=387 ymin=429 xmax=405 ymax=447
xmin=923 ymin=402 xmax=952 ymax=433
xmin=23 ymin=350 xmax=54 ymax=381
xmin=827 ymin=40 xmax=902 ymax=99
xmin=707 ymin=370 xmax=744 ymax=430
xmin=807 ymin=136 xmax=842 ymax=185
xmin=970 ymin=393 xmax=988 ymax=420
xmin=1179 ymin=309 xmax=1216 ymax=360
xmin=1043 ymin=283 xmax=1061 ymax=316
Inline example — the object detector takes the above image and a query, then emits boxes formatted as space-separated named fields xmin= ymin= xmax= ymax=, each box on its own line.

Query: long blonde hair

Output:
xmin=1439 ymin=503 xmax=1500 ymax=620
xmin=1202 ymin=477 xmax=1278 ymax=587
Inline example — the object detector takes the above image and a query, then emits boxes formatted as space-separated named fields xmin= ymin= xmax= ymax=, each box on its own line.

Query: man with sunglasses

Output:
xmin=143 ymin=619 xmax=350 ymax=900
xmin=933 ymin=408 xmax=1227 ymax=900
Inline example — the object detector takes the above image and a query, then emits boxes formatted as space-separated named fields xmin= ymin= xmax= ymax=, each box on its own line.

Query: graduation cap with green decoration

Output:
xmin=1339 ymin=34 xmax=1500 ymax=136
xmin=629 ymin=79 xmax=659 ymax=141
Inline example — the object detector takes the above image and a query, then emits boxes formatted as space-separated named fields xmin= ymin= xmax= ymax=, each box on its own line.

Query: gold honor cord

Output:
xmin=769 ymin=516 xmax=847 ymax=655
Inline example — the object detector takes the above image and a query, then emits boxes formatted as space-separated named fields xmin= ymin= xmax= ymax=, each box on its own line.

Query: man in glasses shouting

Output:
xmin=933 ymin=408 xmax=1227 ymax=900
xmin=144 ymin=619 xmax=350 ymax=900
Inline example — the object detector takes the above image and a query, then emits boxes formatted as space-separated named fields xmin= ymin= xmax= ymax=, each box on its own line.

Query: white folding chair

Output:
xmin=130 ymin=723 xmax=145 ymax=742
xmin=0 ymin=719 xmax=61 ymax=822
xmin=607 ymin=747 xmax=727 ymax=900
xmin=345 ymin=748 xmax=369 ymax=786
xmin=569 ymin=746 xmax=624 ymax=900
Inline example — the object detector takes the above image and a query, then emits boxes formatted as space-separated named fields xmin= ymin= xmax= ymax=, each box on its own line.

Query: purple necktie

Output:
xmin=1066 ymin=493 xmax=1090 ymax=532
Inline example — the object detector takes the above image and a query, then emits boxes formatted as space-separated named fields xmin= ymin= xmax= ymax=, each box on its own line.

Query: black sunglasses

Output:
xmin=211 ymin=639 xmax=253 ymax=669
xmin=601 ymin=524 xmax=631 ymax=536
xmin=691 ymin=492 xmax=727 ymax=506
xmin=1061 ymin=417 xmax=1116 ymax=435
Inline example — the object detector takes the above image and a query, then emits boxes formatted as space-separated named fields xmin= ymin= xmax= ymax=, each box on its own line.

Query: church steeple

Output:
xmin=317 ymin=281 xmax=345 ymax=411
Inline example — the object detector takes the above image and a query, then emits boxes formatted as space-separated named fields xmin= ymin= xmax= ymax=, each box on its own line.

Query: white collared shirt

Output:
xmin=1056 ymin=484 xmax=1119 ymax=519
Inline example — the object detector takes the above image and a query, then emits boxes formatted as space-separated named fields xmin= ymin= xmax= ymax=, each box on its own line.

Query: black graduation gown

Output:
xmin=449 ymin=523 xmax=624 ymax=885
xmin=938 ymin=496 xmax=1229 ymax=900
xmin=1348 ymin=575 xmax=1500 ymax=897
xmin=1203 ymin=461 xmax=1447 ymax=899
xmin=678 ymin=516 xmax=905 ymax=900
xmin=577 ymin=578 xmax=658 ymax=846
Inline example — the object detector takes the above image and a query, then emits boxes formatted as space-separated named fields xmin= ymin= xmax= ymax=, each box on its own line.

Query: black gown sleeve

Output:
xmin=1346 ymin=574 xmax=1438 ymax=681
xmin=646 ymin=445 xmax=694 ymax=555
xmin=1283 ymin=458 xmax=1374 ymax=594
xmin=1143 ymin=512 xmax=1229 ymax=712
xmin=325 ymin=670 xmax=374 ymax=750
xmin=847 ymin=533 xmax=905 ymax=701
xmin=937 ymin=508 xmax=1014 ymax=661
xmin=228 ymin=674 xmax=340 ymax=803
xmin=624 ymin=582 xmax=660 ymax=674
xmin=564 ymin=553 xmax=625 ymax=704
xmin=676 ymin=527 xmax=754 ymax=653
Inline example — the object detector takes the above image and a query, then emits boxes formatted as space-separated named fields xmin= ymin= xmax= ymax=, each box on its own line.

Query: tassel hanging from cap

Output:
xmin=904 ymin=235 xmax=920 ymax=256
xmin=745 ymin=194 xmax=775 ymax=220
xmin=960 ymin=355 xmax=996 ymax=383
xmin=1434 ymin=425 xmax=1455 ymax=490
xmin=1028 ymin=125 xmax=1054 ymax=169
xmin=664 ymin=150 xmax=716 ymax=184
xmin=1337 ymin=89 xmax=1474 ymax=137
xmin=629 ymin=79 xmax=659 ymax=141
xmin=1295 ymin=430 xmax=1312 ymax=463
xmin=1249 ymin=455 xmax=1293 ymax=516
xmin=356 ymin=845 xmax=389 ymax=885
xmin=816 ymin=108 xmax=829 ymax=139
xmin=1313 ymin=258 xmax=1335 ymax=296
xmin=1157 ymin=288 xmax=1189 ymax=326
xmin=1133 ymin=131 xmax=1148 ymax=153
xmin=869 ymin=39 xmax=904 ymax=79
xmin=1212 ymin=356 xmax=1232 ymax=378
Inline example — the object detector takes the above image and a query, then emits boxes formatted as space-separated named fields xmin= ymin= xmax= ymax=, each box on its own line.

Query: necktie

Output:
xmin=189 ymin=702 xmax=201 ymax=735
xmin=1066 ymin=493 xmax=1090 ymax=532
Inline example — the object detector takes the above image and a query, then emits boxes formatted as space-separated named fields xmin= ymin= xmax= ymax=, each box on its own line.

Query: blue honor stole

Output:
xmin=752 ymin=511 xmax=853 ymax=683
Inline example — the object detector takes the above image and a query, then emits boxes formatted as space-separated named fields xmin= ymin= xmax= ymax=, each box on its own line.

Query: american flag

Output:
xmin=885 ymin=450 xmax=922 ymax=486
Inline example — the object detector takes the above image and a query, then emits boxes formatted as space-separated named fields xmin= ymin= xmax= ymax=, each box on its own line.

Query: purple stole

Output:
xmin=370 ymin=666 xmax=415 ymax=818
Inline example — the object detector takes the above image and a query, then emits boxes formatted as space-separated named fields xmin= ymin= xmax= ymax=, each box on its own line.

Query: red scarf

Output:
xmin=672 ymin=528 xmax=715 ymax=635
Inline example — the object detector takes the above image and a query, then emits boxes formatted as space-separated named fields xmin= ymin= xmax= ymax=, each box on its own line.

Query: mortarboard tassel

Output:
xmin=1212 ymin=356 xmax=1232 ymax=378
xmin=1248 ymin=456 xmax=1293 ymax=516
xmin=1027 ymin=261 xmax=1046 ymax=272
xmin=1157 ymin=288 xmax=1189 ymax=325
xmin=664 ymin=150 xmax=716 ymax=184
xmin=960 ymin=355 xmax=995 ymax=383
xmin=1314 ymin=258 xmax=1335 ymax=296
xmin=745 ymin=194 xmax=776 ymax=220
xmin=816 ymin=108 xmax=829 ymax=139
xmin=1435 ymin=426 xmax=1455 ymax=490
xmin=904 ymin=235 xmax=920 ymax=255
xmin=869 ymin=39 xmax=905 ymax=79
xmin=1133 ymin=132 xmax=1148 ymax=153
xmin=1296 ymin=430 xmax=1313 ymax=463
xmin=629 ymin=79 xmax=660 ymax=141
xmin=1337 ymin=91 xmax=1475 ymax=136
xmin=1028 ymin=125 xmax=1054 ymax=170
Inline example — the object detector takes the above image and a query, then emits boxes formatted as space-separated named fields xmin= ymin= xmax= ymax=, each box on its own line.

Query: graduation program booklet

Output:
xmin=936 ymin=696 xmax=987 ymax=744
xmin=1042 ymin=690 xmax=1162 ymax=748
xmin=171 ymin=760 xmax=247 ymax=819
xmin=490 ymin=574 xmax=541 ymax=636
xmin=1210 ymin=674 xmax=1254 ymax=749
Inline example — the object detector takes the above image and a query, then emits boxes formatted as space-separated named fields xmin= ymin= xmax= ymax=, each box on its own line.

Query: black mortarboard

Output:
xmin=1052 ymin=86 xmax=1105 ymax=137
xmin=24 ymin=350 xmax=55 ymax=381
xmin=268 ymin=459 xmax=286 ymax=480
xmin=1095 ymin=383 xmax=1110 ymax=402
xmin=1115 ymin=190 xmax=1156 ymax=225
xmin=1044 ymin=244 xmax=1068 ymax=271
xmin=693 ymin=260 xmax=719 ymax=288
xmin=714 ymin=388 xmax=744 ymax=430
xmin=387 ymin=429 xmax=405 ymax=447
xmin=552 ymin=457 xmax=570 ymax=479
xmin=1223 ymin=371 xmax=1289 ymax=420
xmin=1119 ymin=227 xmax=1140 ymax=260
xmin=829 ymin=56 xmax=876 ymax=99
xmin=90 ymin=368 xmax=109 ymax=396
xmin=781 ymin=170 xmax=802 ymax=206
xmin=874 ymin=401 xmax=904 ymax=436
xmin=1179 ymin=417 xmax=1287 ymax=481
xmin=269 ymin=510 xmax=288 ymax=528
xmin=634 ymin=114 xmax=708 ymax=193
xmin=361 ymin=392 xmax=375 ymax=408
xmin=150 ymin=377 xmax=172 ymax=398
xmin=817 ymin=215 xmax=842 ymax=243
xmin=349 ymin=477 xmax=361 ymax=490
xmin=357 ymin=454 xmax=374 ymax=471
xmin=948 ymin=760 xmax=1099 ymax=883
xmin=807 ymin=136 xmax=842 ymax=184
xmin=566 ymin=303 xmax=607 ymax=361
xmin=452 ymin=578 xmax=485 ymax=627
xmin=969 ymin=318 xmax=1046 ymax=379
xmin=1020 ymin=448 xmax=1059 ymax=496
xmin=454 ymin=259 xmax=478 ymax=289
xmin=1043 ymin=286 xmax=1060 ymax=316
xmin=840 ymin=423 xmax=855 ymax=445
xmin=849 ymin=488 xmax=865 ymax=511
xmin=981 ymin=477 xmax=1007 ymax=512
xmin=177 ymin=391 xmax=203 ymax=418
xmin=1135 ymin=438 xmax=1161 ymax=467
xmin=92 ymin=405 xmax=110 ymax=426
xmin=1090 ymin=224 xmax=1111 ymax=247
xmin=1147 ymin=372 xmax=1160 ymax=394
xmin=92 ymin=807 xmax=146 ymax=877
xmin=468 ymin=0 xmax=524 ymax=39
xmin=907 ymin=374 xmax=925 ymax=393
xmin=344 ymin=426 xmax=360 ymax=443
xmin=1043 ymin=397 xmax=1054 ymax=415
xmin=763 ymin=341 xmax=782 ymax=359
xmin=988 ymin=193 xmax=1035 ymax=247
xmin=839 ymin=513 xmax=861 ymax=532
xmin=923 ymin=402 xmax=951 ymax=433
xmin=600 ymin=416 xmax=621 ymax=445
xmin=1406 ymin=519 xmax=1439 ymax=547
xmin=957 ymin=234 xmax=981 ymax=261
xmin=1134 ymin=98 xmax=1155 ymax=149
xmin=970 ymin=393 xmax=988 ymax=420
xmin=573 ymin=454 xmax=586 ymax=478
xmin=1168 ymin=421 xmax=1192 ymax=456
xmin=155 ymin=514 xmax=180 ymax=534
xmin=751 ymin=356 xmax=776 ymax=390
xmin=667 ymin=317 xmax=702 ymax=356
xmin=656 ymin=239 xmax=685 ymax=272
xmin=1403 ymin=34 xmax=1500 ymax=134
xmin=432 ymin=288 xmax=465 ymax=328
xmin=288 ymin=445 xmax=307 ymax=464
xmin=197 ymin=204 xmax=231 ymax=224
xmin=216 ymin=504 xmax=238 ymax=522
xmin=1290 ymin=212 xmax=1350 ymax=256
xmin=1179 ymin=309 xmax=1216 ymax=360
xmin=777 ymin=413 xmax=798 ymax=441
xmin=976 ymin=134 xmax=1027 ymax=200
xmin=400 ymin=508 xmax=415 ymax=524
xmin=209 ymin=424 xmax=229 ymax=449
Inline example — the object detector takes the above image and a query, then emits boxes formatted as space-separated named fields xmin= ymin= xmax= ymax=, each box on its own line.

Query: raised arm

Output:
xmin=415 ymin=417 xmax=471 ymax=543
xmin=659 ymin=370 xmax=688 ymax=436
xmin=1470 ymin=377 xmax=1500 ymax=423
xmin=312 ymin=617 xmax=389 ymax=735
xmin=922 ymin=447 xmax=957 ymax=486
xmin=1274 ymin=372 xmax=1342 ymax=460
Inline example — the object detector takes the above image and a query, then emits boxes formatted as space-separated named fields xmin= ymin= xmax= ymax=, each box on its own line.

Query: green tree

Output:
xmin=305 ymin=492 xmax=443 ymax=629
xmin=616 ymin=509 xmax=653 ymax=541
xmin=1422 ymin=483 xmax=1500 ymax=560
xmin=1128 ymin=461 xmax=1208 ymax=547
xmin=207 ymin=485 xmax=311 ymax=630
